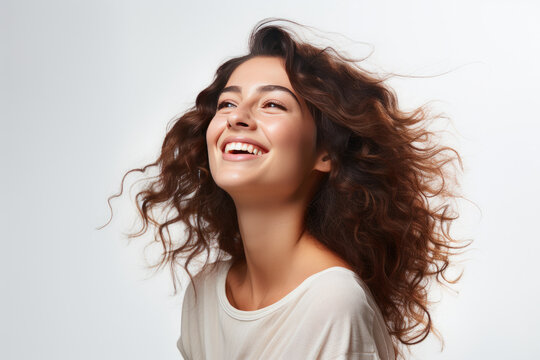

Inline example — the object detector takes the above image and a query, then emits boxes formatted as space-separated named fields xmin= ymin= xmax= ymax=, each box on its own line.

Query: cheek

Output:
xmin=205 ymin=118 xmax=222 ymax=175
xmin=268 ymin=119 xmax=317 ymax=158
xmin=206 ymin=116 xmax=222 ymax=150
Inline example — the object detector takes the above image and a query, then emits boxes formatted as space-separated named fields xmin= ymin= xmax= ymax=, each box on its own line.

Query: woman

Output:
xmin=106 ymin=19 xmax=467 ymax=359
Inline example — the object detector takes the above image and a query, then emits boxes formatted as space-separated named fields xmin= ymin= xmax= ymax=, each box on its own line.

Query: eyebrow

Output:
xmin=219 ymin=85 xmax=301 ymax=106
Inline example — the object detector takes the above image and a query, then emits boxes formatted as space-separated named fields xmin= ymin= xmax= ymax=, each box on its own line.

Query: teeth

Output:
xmin=224 ymin=142 xmax=264 ymax=155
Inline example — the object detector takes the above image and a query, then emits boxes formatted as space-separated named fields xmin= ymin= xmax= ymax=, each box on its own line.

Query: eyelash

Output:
xmin=265 ymin=101 xmax=287 ymax=110
xmin=216 ymin=100 xmax=287 ymax=111
xmin=216 ymin=101 xmax=234 ymax=110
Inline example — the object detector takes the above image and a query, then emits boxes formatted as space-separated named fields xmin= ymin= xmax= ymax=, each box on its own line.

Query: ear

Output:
xmin=313 ymin=150 xmax=331 ymax=173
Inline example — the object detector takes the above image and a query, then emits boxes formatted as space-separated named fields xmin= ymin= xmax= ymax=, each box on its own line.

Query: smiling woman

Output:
xmin=103 ymin=18 xmax=468 ymax=360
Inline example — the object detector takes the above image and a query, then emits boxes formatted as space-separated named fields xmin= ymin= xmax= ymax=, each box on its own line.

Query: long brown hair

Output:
xmin=101 ymin=18 xmax=469 ymax=358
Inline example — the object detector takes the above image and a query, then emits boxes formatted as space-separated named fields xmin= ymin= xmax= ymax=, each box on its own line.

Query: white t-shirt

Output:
xmin=177 ymin=259 xmax=395 ymax=360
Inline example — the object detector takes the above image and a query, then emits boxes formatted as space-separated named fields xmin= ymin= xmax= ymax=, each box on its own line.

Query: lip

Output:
xmin=222 ymin=152 xmax=263 ymax=161
xmin=220 ymin=136 xmax=269 ymax=154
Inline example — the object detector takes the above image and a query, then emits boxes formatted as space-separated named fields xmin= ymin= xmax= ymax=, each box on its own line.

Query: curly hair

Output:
xmin=102 ymin=18 xmax=468 ymax=359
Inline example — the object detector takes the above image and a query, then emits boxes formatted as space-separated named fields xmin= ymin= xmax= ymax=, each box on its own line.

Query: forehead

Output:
xmin=225 ymin=56 xmax=292 ymax=89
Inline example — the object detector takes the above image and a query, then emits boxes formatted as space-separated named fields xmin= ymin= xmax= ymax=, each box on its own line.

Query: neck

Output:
xmin=224 ymin=169 xmax=331 ymax=306
xmin=230 ymin=195 xmax=320 ymax=303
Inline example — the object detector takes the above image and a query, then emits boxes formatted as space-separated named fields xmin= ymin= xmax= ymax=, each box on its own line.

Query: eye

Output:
xmin=263 ymin=101 xmax=287 ymax=110
xmin=217 ymin=101 xmax=236 ymax=110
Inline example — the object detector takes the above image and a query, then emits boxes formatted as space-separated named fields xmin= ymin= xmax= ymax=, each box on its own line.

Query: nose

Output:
xmin=226 ymin=106 xmax=256 ymax=129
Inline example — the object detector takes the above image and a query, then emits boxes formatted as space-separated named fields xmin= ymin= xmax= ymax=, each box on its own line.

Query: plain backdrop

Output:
xmin=2 ymin=0 xmax=539 ymax=359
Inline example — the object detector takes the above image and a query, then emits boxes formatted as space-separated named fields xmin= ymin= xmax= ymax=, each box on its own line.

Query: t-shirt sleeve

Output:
xmin=282 ymin=281 xmax=382 ymax=360
xmin=177 ymin=280 xmax=195 ymax=360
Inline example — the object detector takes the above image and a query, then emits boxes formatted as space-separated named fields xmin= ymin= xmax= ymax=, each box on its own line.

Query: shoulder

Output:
xmin=187 ymin=259 xmax=231 ymax=287
xmin=182 ymin=259 xmax=231 ymax=308
xmin=284 ymin=269 xmax=387 ymax=359
xmin=303 ymin=269 xmax=375 ymax=321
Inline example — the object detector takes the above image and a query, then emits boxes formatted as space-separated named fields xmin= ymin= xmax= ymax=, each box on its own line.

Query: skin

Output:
xmin=206 ymin=56 xmax=353 ymax=311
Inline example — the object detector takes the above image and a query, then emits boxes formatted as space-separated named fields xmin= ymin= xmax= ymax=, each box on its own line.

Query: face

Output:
xmin=205 ymin=56 xmax=330 ymax=202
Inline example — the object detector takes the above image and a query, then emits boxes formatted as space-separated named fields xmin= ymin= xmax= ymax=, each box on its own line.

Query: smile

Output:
xmin=221 ymin=141 xmax=268 ymax=161
xmin=224 ymin=142 xmax=266 ymax=155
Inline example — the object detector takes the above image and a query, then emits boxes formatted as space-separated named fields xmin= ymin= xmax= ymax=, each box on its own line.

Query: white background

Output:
xmin=2 ymin=0 xmax=539 ymax=359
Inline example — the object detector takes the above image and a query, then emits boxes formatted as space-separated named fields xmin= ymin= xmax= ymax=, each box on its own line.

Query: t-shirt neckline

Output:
xmin=217 ymin=259 xmax=358 ymax=321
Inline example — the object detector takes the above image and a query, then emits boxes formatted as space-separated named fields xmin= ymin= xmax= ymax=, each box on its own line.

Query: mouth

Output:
xmin=220 ymin=142 xmax=269 ymax=161
xmin=221 ymin=142 xmax=268 ymax=155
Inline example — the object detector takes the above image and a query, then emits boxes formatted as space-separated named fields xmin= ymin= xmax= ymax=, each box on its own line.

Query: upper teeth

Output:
xmin=224 ymin=142 xmax=264 ymax=156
